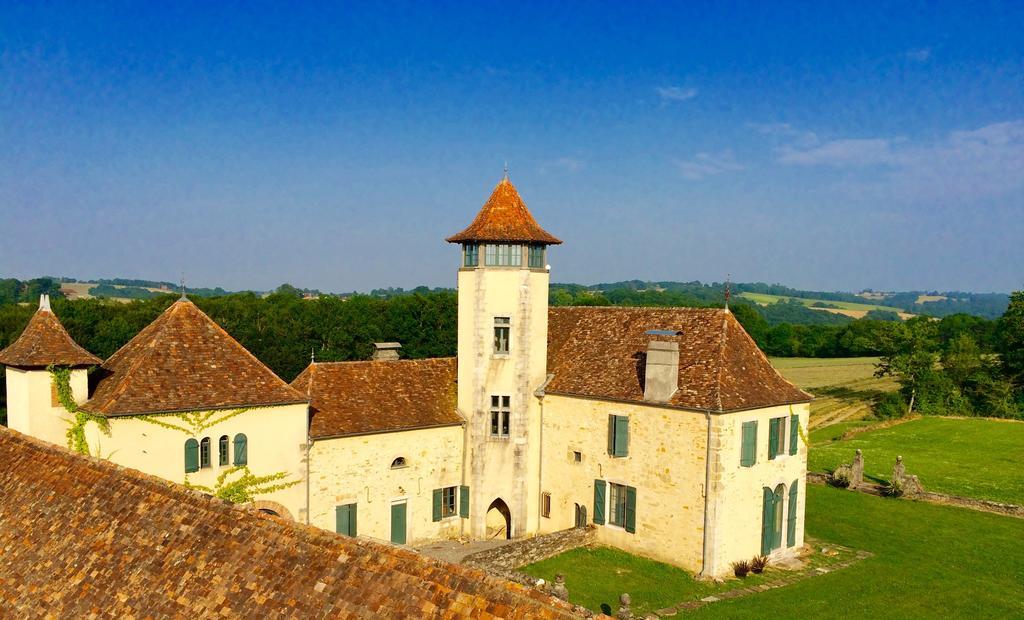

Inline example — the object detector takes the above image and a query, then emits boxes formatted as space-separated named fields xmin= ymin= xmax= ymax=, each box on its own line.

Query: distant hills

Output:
xmin=0 ymin=276 xmax=1011 ymax=320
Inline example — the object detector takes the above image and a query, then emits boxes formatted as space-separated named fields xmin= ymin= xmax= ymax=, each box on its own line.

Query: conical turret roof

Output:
xmin=0 ymin=296 xmax=101 ymax=368
xmin=446 ymin=177 xmax=561 ymax=245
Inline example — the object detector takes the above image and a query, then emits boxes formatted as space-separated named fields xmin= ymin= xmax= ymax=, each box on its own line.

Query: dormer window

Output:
xmin=391 ymin=456 xmax=408 ymax=469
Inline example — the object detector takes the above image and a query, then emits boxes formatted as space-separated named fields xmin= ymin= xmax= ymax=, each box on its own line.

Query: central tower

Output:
xmin=447 ymin=175 xmax=561 ymax=539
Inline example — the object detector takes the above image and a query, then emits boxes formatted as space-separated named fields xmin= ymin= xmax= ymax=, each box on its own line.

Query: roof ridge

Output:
xmin=89 ymin=303 xmax=178 ymax=410
xmin=714 ymin=313 xmax=729 ymax=412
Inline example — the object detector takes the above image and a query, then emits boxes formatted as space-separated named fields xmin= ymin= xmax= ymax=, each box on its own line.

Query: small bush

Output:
xmin=732 ymin=560 xmax=751 ymax=578
xmin=882 ymin=478 xmax=905 ymax=498
xmin=828 ymin=469 xmax=851 ymax=488
xmin=751 ymin=555 xmax=769 ymax=574
xmin=874 ymin=391 xmax=908 ymax=419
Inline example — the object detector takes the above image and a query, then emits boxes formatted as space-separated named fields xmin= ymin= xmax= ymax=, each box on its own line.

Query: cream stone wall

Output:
xmin=5 ymin=367 xmax=85 ymax=446
xmin=308 ymin=425 xmax=466 ymax=545
xmin=706 ymin=403 xmax=809 ymax=576
xmin=457 ymin=263 xmax=549 ymax=539
xmin=79 ymin=403 xmax=310 ymax=521
xmin=538 ymin=394 xmax=710 ymax=572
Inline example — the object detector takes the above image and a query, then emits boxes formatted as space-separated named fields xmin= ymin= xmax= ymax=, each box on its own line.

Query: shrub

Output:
xmin=751 ymin=555 xmax=769 ymax=574
xmin=828 ymin=469 xmax=851 ymax=488
xmin=732 ymin=560 xmax=751 ymax=578
xmin=882 ymin=478 xmax=905 ymax=498
xmin=873 ymin=391 xmax=908 ymax=419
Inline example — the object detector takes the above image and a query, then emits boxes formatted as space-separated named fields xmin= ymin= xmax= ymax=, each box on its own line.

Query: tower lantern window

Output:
xmin=528 ymin=245 xmax=545 ymax=268
xmin=484 ymin=244 xmax=523 ymax=267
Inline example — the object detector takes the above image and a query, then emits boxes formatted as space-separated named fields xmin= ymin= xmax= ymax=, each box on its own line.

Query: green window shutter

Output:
xmin=335 ymin=504 xmax=357 ymax=536
xmin=593 ymin=479 xmax=607 ymax=525
xmin=789 ymin=415 xmax=800 ymax=455
xmin=613 ymin=416 xmax=629 ymax=457
xmin=761 ymin=487 xmax=773 ymax=556
xmin=233 ymin=433 xmax=248 ymax=466
xmin=787 ymin=480 xmax=798 ymax=547
xmin=459 ymin=485 xmax=470 ymax=518
xmin=432 ymin=488 xmax=442 ymax=522
xmin=624 ymin=486 xmax=637 ymax=534
xmin=768 ymin=418 xmax=780 ymax=459
xmin=741 ymin=421 xmax=757 ymax=467
xmin=184 ymin=439 xmax=199 ymax=473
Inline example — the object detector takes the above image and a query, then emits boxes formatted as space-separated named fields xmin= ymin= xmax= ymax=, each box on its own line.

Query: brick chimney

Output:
xmin=372 ymin=342 xmax=401 ymax=361
xmin=643 ymin=337 xmax=679 ymax=403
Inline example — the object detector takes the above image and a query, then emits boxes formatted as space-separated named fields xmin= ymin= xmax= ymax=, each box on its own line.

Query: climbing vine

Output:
xmin=137 ymin=406 xmax=258 ymax=435
xmin=185 ymin=466 xmax=300 ymax=504
xmin=792 ymin=405 xmax=810 ymax=448
xmin=49 ymin=365 xmax=110 ymax=455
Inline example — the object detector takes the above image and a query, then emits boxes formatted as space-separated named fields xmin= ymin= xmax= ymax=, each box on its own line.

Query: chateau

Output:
xmin=0 ymin=176 xmax=812 ymax=577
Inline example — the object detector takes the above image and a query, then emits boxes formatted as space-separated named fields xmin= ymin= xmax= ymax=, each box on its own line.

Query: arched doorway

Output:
xmin=486 ymin=498 xmax=512 ymax=539
xmin=574 ymin=503 xmax=588 ymax=528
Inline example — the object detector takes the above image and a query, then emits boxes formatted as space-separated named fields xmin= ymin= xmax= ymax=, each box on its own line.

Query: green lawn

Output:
xmin=809 ymin=417 xmax=1024 ymax=505
xmin=807 ymin=419 xmax=875 ymax=444
xmin=697 ymin=485 xmax=1024 ymax=618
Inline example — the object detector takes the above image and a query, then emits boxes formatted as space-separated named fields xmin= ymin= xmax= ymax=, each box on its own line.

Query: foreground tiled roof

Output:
xmin=85 ymin=299 xmax=307 ymax=416
xmin=546 ymin=307 xmax=812 ymax=412
xmin=0 ymin=304 xmax=101 ymax=368
xmin=446 ymin=177 xmax=562 ymax=245
xmin=294 ymin=358 xmax=462 ymax=439
xmin=0 ymin=428 xmax=578 ymax=618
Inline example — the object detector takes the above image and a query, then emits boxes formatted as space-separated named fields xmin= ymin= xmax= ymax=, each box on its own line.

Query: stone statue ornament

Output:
xmin=551 ymin=573 xmax=568 ymax=601
xmin=892 ymin=455 xmax=925 ymax=496
xmin=850 ymin=449 xmax=865 ymax=488
xmin=617 ymin=593 xmax=632 ymax=620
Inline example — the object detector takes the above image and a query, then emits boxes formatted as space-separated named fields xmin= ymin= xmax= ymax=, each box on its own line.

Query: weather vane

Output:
xmin=503 ymin=161 xmax=510 ymax=180
xmin=180 ymin=273 xmax=187 ymax=300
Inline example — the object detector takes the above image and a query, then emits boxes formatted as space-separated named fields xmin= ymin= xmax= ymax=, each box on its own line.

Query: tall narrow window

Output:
xmin=508 ymin=244 xmax=522 ymax=266
xmin=184 ymin=439 xmax=199 ymax=473
xmin=741 ymin=421 xmax=758 ymax=467
xmin=528 ymin=245 xmax=545 ymax=268
xmin=218 ymin=435 xmax=229 ymax=466
xmin=233 ymin=433 xmax=248 ymax=466
xmin=541 ymin=492 xmax=552 ymax=518
xmin=490 ymin=395 xmax=511 ymax=437
xmin=463 ymin=244 xmax=479 ymax=267
xmin=608 ymin=482 xmax=637 ymax=531
xmin=493 ymin=317 xmax=510 ymax=354
xmin=199 ymin=437 xmax=211 ymax=469
xmin=485 ymin=244 xmax=498 ymax=265
xmin=433 ymin=486 xmax=458 ymax=520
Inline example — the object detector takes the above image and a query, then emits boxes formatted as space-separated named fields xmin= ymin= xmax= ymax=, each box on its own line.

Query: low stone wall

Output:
xmin=464 ymin=526 xmax=595 ymax=575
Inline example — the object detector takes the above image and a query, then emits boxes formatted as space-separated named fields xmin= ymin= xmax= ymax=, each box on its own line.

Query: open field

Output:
xmin=770 ymin=357 xmax=897 ymax=428
xmin=740 ymin=292 xmax=914 ymax=319
xmin=809 ymin=417 xmax=1024 ymax=505
xmin=696 ymin=485 xmax=1024 ymax=618
xmin=60 ymin=282 xmax=170 ymax=302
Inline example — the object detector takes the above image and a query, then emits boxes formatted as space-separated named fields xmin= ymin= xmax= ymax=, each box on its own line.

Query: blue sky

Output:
xmin=1 ymin=2 xmax=1021 ymax=293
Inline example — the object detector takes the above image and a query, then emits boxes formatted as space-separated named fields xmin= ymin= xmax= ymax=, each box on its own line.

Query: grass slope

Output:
xmin=740 ymin=292 xmax=899 ymax=313
xmin=809 ymin=417 xmax=1024 ymax=505
xmin=770 ymin=357 xmax=897 ymax=428
xmin=697 ymin=485 xmax=1024 ymax=618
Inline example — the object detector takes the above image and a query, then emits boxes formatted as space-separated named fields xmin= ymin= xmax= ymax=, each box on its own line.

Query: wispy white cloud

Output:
xmin=674 ymin=150 xmax=744 ymax=180
xmin=772 ymin=120 xmax=1024 ymax=200
xmin=656 ymin=86 xmax=698 ymax=102
xmin=539 ymin=157 xmax=584 ymax=174
xmin=905 ymin=47 xmax=932 ymax=62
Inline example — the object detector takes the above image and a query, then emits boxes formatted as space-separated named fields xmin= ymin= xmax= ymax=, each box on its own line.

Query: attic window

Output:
xmin=391 ymin=456 xmax=408 ymax=469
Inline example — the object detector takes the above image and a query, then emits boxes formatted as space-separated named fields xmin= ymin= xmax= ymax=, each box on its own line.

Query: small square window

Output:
xmin=573 ymin=451 xmax=582 ymax=463
xmin=441 ymin=486 xmax=457 ymax=518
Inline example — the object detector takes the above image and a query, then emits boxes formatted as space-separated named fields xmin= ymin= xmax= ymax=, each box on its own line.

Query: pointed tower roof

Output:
xmin=0 ymin=296 xmax=101 ymax=368
xmin=84 ymin=298 xmax=307 ymax=416
xmin=446 ymin=177 xmax=562 ymax=245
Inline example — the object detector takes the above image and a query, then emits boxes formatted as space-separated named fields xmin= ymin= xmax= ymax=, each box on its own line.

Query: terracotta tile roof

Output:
xmin=546 ymin=307 xmax=812 ymax=412
xmin=294 ymin=357 xmax=463 ymax=439
xmin=446 ymin=177 xmax=562 ymax=245
xmin=85 ymin=299 xmax=307 ymax=416
xmin=0 ymin=427 xmax=579 ymax=619
xmin=0 ymin=304 xmax=101 ymax=368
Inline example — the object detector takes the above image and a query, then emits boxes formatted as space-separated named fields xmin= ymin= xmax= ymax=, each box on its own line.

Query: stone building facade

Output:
xmin=0 ymin=176 xmax=812 ymax=577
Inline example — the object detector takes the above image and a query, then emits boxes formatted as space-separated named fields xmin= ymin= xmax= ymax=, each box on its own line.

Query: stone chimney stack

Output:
xmin=372 ymin=342 xmax=401 ymax=361
xmin=643 ymin=338 xmax=679 ymax=403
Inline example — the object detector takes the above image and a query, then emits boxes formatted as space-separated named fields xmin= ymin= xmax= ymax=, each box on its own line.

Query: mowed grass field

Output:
xmin=696 ymin=485 xmax=1024 ymax=618
xmin=770 ymin=357 xmax=897 ymax=428
xmin=740 ymin=292 xmax=914 ymax=319
xmin=809 ymin=417 xmax=1024 ymax=505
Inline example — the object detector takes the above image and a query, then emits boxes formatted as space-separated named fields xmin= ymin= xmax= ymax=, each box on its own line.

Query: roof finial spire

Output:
xmin=503 ymin=161 xmax=510 ymax=181
xmin=724 ymin=274 xmax=731 ymax=311
xmin=179 ymin=273 xmax=187 ymax=300
xmin=39 ymin=294 xmax=51 ymax=312
xmin=311 ymin=347 xmax=316 ymax=364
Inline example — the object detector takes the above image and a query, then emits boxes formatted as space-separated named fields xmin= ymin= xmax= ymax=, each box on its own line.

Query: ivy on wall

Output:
xmin=48 ymin=365 xmax=110 ymax=455
xmin=185 ymin=466 xmax=299 ymax=504
xmin=136 ymin=407 xmax=255 ymax=435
